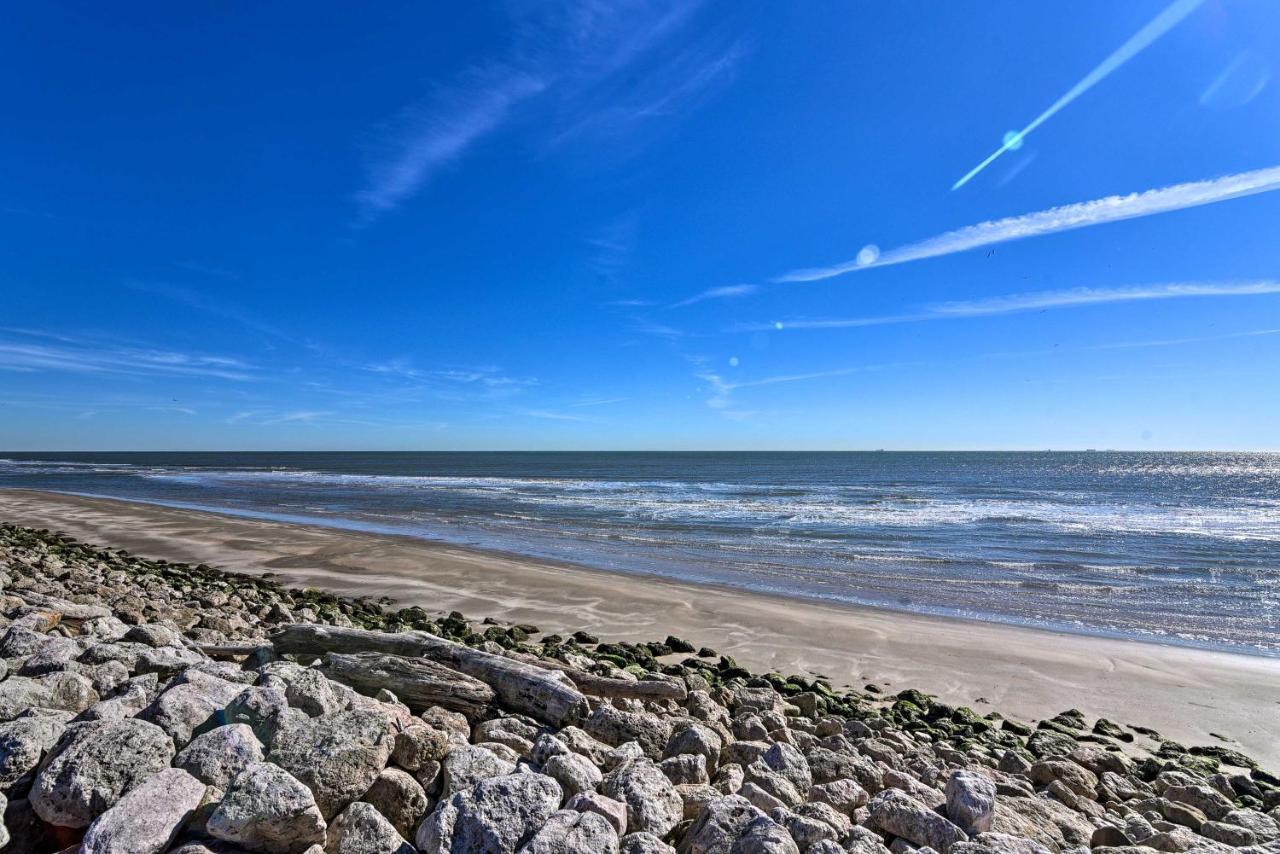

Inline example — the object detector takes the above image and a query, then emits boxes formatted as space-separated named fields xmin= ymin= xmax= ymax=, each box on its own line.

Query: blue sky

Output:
xmin=3 ymin=0 xmax=1280 ymax=450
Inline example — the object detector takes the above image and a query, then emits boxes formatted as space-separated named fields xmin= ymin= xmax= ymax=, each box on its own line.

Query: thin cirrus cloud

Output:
xmin=356 ymin=71 xmax=548 ymax=221
xmin=0 ymin=331 xmax=254 ymax=381
xmin=952 ymin=0 xmax=1204 ymax=190
xmin=356 ymin=1 xmax=744 ymax=222
xmin=777 ymin=165 xmax=1280 ymax=283
xmin=671 ymin=283 xmax=758 ymax=308
xmin=746 ymin=281 xmax=1280 ymax=332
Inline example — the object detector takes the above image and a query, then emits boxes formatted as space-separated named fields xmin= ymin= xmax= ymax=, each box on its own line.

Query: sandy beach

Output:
xmin=2 ymin=487 xmax=1277 ymax=769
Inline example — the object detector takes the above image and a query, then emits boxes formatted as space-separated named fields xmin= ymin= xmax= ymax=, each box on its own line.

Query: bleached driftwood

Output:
xmin=321 ymin=651 xmax=495 ymax=717
xmin=270 ymin=623 xmax=589 ymax=726
xmin=501 ymin=647 xmax=687 ymax=702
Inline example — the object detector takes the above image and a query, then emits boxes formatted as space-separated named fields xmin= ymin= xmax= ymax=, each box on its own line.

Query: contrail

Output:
xmin=952 ymin=0 xmax=1203 ymax=191
xmin=777 ymin=164 xmax=1280 ymax=282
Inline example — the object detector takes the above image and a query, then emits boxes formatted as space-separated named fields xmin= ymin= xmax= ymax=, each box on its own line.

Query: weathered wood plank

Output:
xmin=501 ymin=648 xmax=687 ymax=702
xmin=270 ymin=623 xmax=589 ymax=726
xmin=321 ymin=651 xmax=495 ymax=717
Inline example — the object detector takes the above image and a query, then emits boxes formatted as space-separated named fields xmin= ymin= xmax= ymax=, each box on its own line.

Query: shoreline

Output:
xmin=39 ymin=486 xmax=1273 ymax=661
xmin=2 ymin=486 xmax=1278 ymax=769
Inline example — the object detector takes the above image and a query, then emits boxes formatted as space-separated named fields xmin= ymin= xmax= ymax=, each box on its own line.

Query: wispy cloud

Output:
xmin=749 ymin=281 xmax=1280 ymax=331
xmin=357 ymin=70 xmax=547 ymax=220
xmin=365 ymin=360 xmax=535 ymax=390
xmin=127 ymin=280 xmax=292 ymax=342
xmin=952 ymin=0 xmax=1203 ymax=190
xmin=699 ymin=325 xmax=1280 ymax=411
xmin=778 ymin=166 xmax=1280 ymax=282
xmin=631 ymin=320 xmax=691 ymax=340
xmin=519 ymin=408 xmax=595 ymax=422
xmin=553 ymin=38 xmax=746 ymax=142
xmin=174 ymin=261 xmax=241 ymax=281
xmin=587 ymin=214 xmax=640 ymax=285
xmin=671 ymin=283 xmax=758 ymax=308
xmin=226 ymin=409 xmax=334 ymax=426
xmin=569 ymin=396 xmax=627 ymax=407
xmin=696 ymin=362 xmax=899 ymax=410
xmin=356 ymin=1 xmax=746 ymax=222
xmin=0 ymin=330 xmax=254 ymax=381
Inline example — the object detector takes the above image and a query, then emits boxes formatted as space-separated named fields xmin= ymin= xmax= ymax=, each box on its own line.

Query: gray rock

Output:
xmin=30 ymin=718 xmax=175 ymax=828
xmin=1200 ymin=821 xmax=1257 ymax=847
xmin=998 ymin=752 xmax=1032 ymax=775
xmin=990 ymin=795 xmax=1094 ymax=851
xmin=207 ymin=761 xmax=327 ymax=854
xmin=0 ymin=714 xmax=67 ymax=789
xmin=869 ymin=789 xmax=967 ymax=854
xmin=325 ymin=801 xmax=414 ymax=854
xmin=135 ymin=645 xmax=207 ymax=678
xmin=954 ymin=832 xmax=1052 ymax=854
xmin=0 ymin=625 xmax=48 ymax=658
xmin=678 ymin=783 xmax=722 ymax=823
xmin=1164 ymin=784 xmax=1235 ymax=821
xmin=682 ymin=794 xmax=766 ymax=854
xmin=795 ymin=800 xmax=852 ymax=840
xmin=519 ymin=808 xmax=620 ymax=853
xmin=661 ymin=753 xmax=709 ymax=785
xmin=742 ymin=764 xmax=803 ymax=809
xmin=441 ymin=743 xmax=517 ymax=799
xmin=225 ymin=685 xmax=290 ymax=747
xmin=1091 ymin=826 xmax=1134 ymax=848
xmin=269 ymin=708 xmax=395 ymax=819
xmin=17 ymin=635 xmax=81 ymax=676
xmin=806 ymin=843 xmax=846 ymax=854
xmin=361 ymin=767 xmax=429 ymax=839
xmin=810 ymin=778 xmax=869 ymax=815
xmin=544 ymin=750 xmax=604 ymax=796
xmin=0 ymin=672 xmax=98 ymax=719
xmin=777 ymin=808 xmax=837 ymax=849
xmin=2 ymin=794 xmax=61 ymax=852
xmin=946 ymin=770 xmax=997 ymax=835
xmin=567 ymin=790 xmax=629 ymax=836
xmin=729 ymin=814 xmax=800 ymax=854
xmin=1222 ymin=809 xmax=1279 ymax=842
xmin=416 ymin=772 xmax=562 ymax=853
xmin=80 ymin=767 xmax=206 ymax=854
xmin=143 ymin=671 xmax=244 ymax=748
xmin=285 ymin=667 xmax=342 ymax=718
xmin=761 ymin=742 xmax=811 ymax=795
xmin=738 ymin=780 xmax=785 ymax=814
xmin=664 ymin=724 xmax=723 ymax=771
xmin=1028 ymin=760 xmax=1097 ymax=799
xmin=122 ymin=623 xmax=179 ymax=647
xmin=174 ymin=723 xmax=265 ymax=789
xmin=621 ymin=832 xmax=678 ymax=854
xmin=1067 ymin=746 xmax=1126 ymax=777
xmin=392 ymin=724 xmax=450 ymax=771
xmin=585 ymin=705 xmax=672 ymax=759
xmin=1161 ymin=797 xmax=1208 ymax=830
xmin=602 ymin=758 xmax=685 ymax=838
xmin=713 ymin=763 xmax=746 ymax=795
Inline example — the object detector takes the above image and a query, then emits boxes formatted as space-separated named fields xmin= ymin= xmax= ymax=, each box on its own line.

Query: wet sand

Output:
xmin=3 ymin=487 xmax=1277 ymax=768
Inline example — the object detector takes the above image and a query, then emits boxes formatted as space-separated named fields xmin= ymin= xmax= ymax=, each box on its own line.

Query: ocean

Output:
xmin=1 ymin=451 xmax=1276 ymax=656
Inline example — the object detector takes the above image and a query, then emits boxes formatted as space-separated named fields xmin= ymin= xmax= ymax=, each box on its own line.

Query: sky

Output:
xmin=3 ymin=0 xmax=1280 ymax=451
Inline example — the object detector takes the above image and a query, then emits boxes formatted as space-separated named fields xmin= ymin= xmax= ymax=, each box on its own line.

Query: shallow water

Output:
xmin=2 ymin=451 xmax=1276 ymax=655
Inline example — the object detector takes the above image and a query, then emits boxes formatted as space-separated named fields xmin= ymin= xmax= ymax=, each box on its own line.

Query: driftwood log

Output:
xmin=270 ymin=623 xmax=589 ymax=726
xmin=197 ymin=641 xmax=269 ymax=658
xmin=501 ymin=648 xmax=687 ymax=702
xmin=321 ymin=651 xmax=495 ymax=717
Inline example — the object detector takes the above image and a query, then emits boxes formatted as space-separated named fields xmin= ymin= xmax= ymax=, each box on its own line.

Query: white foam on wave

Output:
xmin=64 ymin=463 xmax=1280 ymax=544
